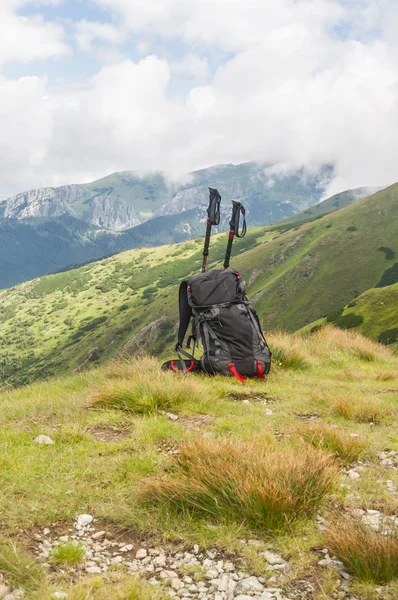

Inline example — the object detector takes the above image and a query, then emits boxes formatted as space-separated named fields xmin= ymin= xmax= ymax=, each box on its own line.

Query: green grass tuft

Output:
xmin=140 ymin=438 xmax=337 ymax=531
xmin=0 ymin=539 xmax=46 ymax=592
xmin=327 ymin=517 xmax=398 ymax=583
xmin=50 ymin=541 xmax=85 ymax=566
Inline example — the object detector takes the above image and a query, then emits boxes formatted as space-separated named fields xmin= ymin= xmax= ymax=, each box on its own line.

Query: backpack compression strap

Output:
xmin=175 ymin=281 xmax=196 ymax=373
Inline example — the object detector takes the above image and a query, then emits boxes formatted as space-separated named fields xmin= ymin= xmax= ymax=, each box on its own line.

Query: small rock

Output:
xmin=34 ymin=435 xmax=54 ymax=445
xmin=347 ymin=470 xmax=360 ymax=480
xmin=236 ymin=576 xmax=265 ymax=594
xmin=51 ymin=593 xmax=68 ymax=599
xmin=0 ymin=586 xmax=10 ymax=599
xmin=43 ymin=528 xmax=50 ymax=536
xmin=86 ymin=566 xmax=102 ymax=574
xmin=110 ymin=556 xmax=123 ymax=565
xmin=77 ymin=514 xmax=93 ymax=528
xmin=166 ymin=413 xmax=179 ymax=421
xmin=136 ymin=548 xmax=147 ymax=559
xmin=265 ymin=409 xmax=273 ymax=416
xmin=349 ymin=433 xmax=359 ymax=438
xmin=91 ymin=531 xmax=106 ymax=540
xmin=261 ymin=551 xmax=286 ymax=565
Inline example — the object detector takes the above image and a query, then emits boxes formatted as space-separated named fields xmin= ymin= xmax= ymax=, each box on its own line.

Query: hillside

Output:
xmin=0 ymin=162 xmax=338 ymax=288
xmin=0 ymin=329 xmax=397 ymax=600
xmin=0 ymin=209 xmax=205 ymax=290
xmin=0 ymin=182 xmax=397 ymax=387
xmin=283 ymin=186 xmax=382 ymax=223
xmin=301 ymin=283 xmax=398 ymax=345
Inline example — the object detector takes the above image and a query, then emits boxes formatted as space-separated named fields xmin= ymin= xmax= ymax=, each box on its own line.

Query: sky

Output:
xmin=1 ymin=0 xmax=398 ymax=198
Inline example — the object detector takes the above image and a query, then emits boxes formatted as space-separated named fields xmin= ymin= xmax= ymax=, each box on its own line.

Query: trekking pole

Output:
xmin=223 ymin=200 xmax=247 ymax=269
xmin=201 ymin=187 xmax=221 ymax=273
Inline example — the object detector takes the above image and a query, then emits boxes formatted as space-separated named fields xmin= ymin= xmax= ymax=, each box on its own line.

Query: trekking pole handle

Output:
xmin=224 ymin=200 xmax=246 ymax=269
xmin=202 ymin=187 xmax=221 ymax=273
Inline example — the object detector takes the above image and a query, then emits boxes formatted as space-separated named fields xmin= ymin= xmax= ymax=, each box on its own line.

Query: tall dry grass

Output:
xmin=327 ymin=517 xmax=398 ymax=583
xmin=140 ymin=438 xmax=337 ymax=531
xmin=293 ymin=422 xmax=367 ymax=464
xmin=309 ymin=326 xmax=391 ymax=362
xmin=267 ymin=331 xmax=311 ymax=370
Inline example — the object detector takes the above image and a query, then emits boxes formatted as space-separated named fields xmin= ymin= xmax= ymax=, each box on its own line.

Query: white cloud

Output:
xmin=74 ymin=19 xmax=127 ymax=53
xmin=0 ymin=1 xmax=68 ymax=67
xmin=1 ymin=0 xmax=398 ymax=197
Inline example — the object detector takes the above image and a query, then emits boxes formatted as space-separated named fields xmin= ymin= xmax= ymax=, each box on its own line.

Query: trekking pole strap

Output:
xmin=202 ymin=187 xmax=221 ymax=273
xmin=224 ymin=201 xmax=246 ymax=269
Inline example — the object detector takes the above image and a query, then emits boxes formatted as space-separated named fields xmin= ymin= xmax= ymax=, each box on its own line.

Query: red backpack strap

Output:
xmin=257 ymin=360 xmax=265 ymax=379
xmin=228 ymin=362 xmax=247 ymax=383
xmin=170 ymin=360 xmax=196 ymax=374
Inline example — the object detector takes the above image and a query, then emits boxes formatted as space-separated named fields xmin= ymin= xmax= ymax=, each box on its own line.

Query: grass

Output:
xmin=87 ymin=357 xmax=211 ymax=414
xmin=330 ymin=394 xmax=393 ymax=423
xmin=0 ymin=540 xmax=46 ymax=592
xmin=50 ymin=542 xmax=85 ymax=566
xmin=0 ymin=329 xmax=397 ymax=598
xmin=327 ymin=517 xmax=398 ymax=584
xmin=293 ymin=421 xmax=367 ymax=464
xmin=140 ymin=438 xmax=338 ymax=531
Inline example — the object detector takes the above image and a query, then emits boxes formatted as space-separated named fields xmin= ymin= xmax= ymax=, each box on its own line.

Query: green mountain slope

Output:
xmin=0 ymin=209 xmax=206 ymax=290
xmin=301 ymin=283 xmax=398 ymax=345
xmin=0 ymin=182 xmax=397 ymax=386
xmin=283 ymin=186 xmax=382 ymax=223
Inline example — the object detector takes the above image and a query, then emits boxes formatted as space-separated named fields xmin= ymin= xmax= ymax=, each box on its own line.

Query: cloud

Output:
xmin=0 ymin=2 xmax=68 ymax=67
xmin=1 ymin=0 xmax=398 ymax=198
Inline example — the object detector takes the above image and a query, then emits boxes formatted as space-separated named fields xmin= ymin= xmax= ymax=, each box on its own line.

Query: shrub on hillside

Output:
xmin=346 ymin=226 xmax=357 ymax=232
xmin=334 ymin=313 xmax=364 ymax=330
xmin=378 ymin=246 xmax=396 ymax=260
xmin=140 ymin=439 xmax=337 ymax=531
xmin=376 ymin=262 xmax=398 ymax=288
xmin=326 ymin=308 xmax=344 ymax=323
xmin=378 ymin=328 xmax=398 ymax=346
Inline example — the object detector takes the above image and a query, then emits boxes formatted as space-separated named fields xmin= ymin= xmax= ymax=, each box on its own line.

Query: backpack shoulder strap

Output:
xmin=177 ymin=281 xmax=192 ymax=348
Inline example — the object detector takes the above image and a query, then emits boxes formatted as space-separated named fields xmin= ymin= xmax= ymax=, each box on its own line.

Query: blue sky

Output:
xmin=0 ymin=0 xmax=398 ymax=197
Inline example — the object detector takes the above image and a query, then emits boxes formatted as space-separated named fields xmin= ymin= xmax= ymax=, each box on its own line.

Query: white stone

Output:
xmin=77 ymin=514 xmax=93 ymax=528
xmin=236 ymin=576 xmax=265 ymax=594
xmin=347 ymin=470 xmax=360 ymax=480
xmin=265 ymin=409 xmax=273 ymax=416
xmin=0 ymin=586 xmax=10 ymax=599
xmin=51 ymin=593 xmax=68 ymax=599
xmin=43 ymin=528 xmax=50 ymax=535
xmin=86 ymin=566 xmax=101 ymax=574
xmin=34 ymin=435 xmax=54 ymax=445
xmin=136 ymin=548 xmax=147 ymax=559
xmin=110 ymin=556 xmax=123 ymax=565
xmin=91 ymin=531 xmax=106 ymax=540
xmin=166 ymin=413 xmax=179 ymax=421
xmin=261 ymin=551 xmax=286 ymax=565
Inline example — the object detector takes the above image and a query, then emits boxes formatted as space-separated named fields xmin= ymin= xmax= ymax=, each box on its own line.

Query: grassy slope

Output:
xmin=0 ymin=329 xmax=397 ymax=599
xmin=282 ymin=186 xmax=382 ymax=224
xmin=0 ymin=183 xmax=397 ymax=386
xmin=300 ymin=283 xmax=398 ymax=344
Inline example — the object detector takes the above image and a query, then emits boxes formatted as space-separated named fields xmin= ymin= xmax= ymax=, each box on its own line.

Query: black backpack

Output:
xmin=162 ymin=188 xmax=271 ymax=381
xmin=174 ymin=268 xmax=271 ymax=381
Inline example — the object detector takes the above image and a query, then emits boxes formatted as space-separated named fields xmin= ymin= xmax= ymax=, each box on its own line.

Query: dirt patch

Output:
xmin=88 ymin=425 xmax=131 ymax=443
xmin=294 ymin=413 xmax=321 ymax=421
xmin=227 ymin=391 xmax=281 ymax=403
xmin=178 ymin=414 xmax=214 ymax=430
